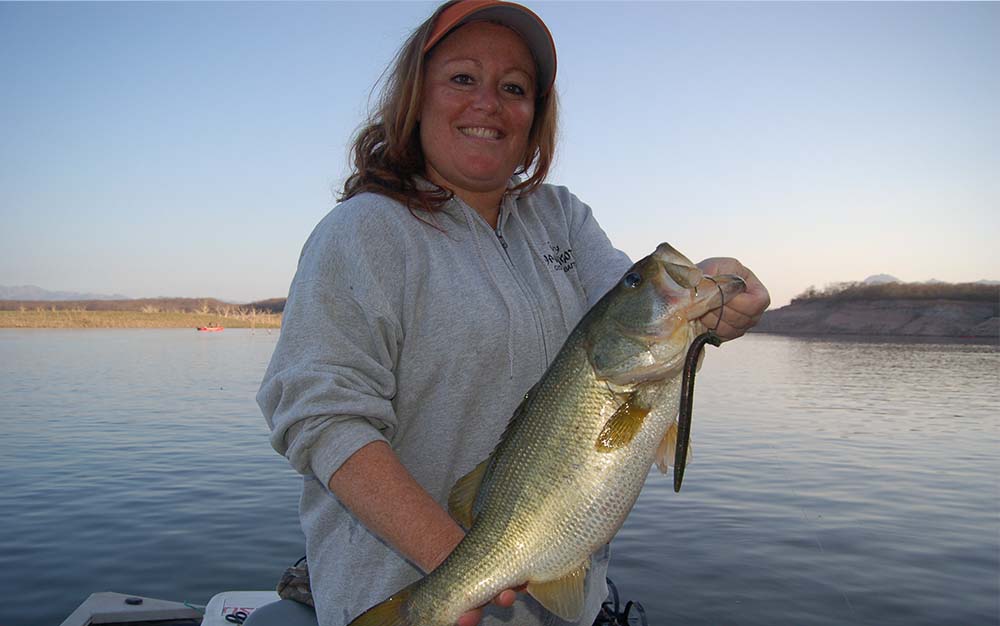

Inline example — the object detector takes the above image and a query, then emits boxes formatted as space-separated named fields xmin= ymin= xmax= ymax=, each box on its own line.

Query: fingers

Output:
xmin=456 ymin=608 xmax=483 ymax=626
xmin=455 ymin=587 xmax=522 ymax=625
xmin=700 ymin=303 xmax=754 ymax=341
xmin=696 ymin=257 xmax=771 ymax=341
xmin=493 ymin=589 xmax=518 ymax=607
xmin=704 ymin=291 xmax=768 ymax=340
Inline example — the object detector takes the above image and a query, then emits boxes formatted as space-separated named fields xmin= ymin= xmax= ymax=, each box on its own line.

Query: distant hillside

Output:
xmin=247 ymin=298 xmax=286 ymax=314
xmin=0 ymin=297 xmax=255 ymax=313
xmin=755 ymin=282 xmax=999 ymax=337
xmin=0 ymin=285 xmax=128 ymax=301
xmin=863 ymin=274 xmax=900 ymax=285
xmin=790 ymin=281 xmax=997 ymax=304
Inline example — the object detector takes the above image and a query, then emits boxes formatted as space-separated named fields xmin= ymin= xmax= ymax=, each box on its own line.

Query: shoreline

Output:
xmin=0 ymin=310 xmax=282 ymax=329
xmin=749 ymin=330 xmax=997 ymax=343
xmin=753 ymin=297 xmax=997 ymax=338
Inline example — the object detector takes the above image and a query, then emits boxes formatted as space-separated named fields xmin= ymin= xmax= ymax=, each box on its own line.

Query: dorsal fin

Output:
xmin=447 ymin=457 xmax=490 ymax=529
xmin=447 ymin=386 xmax=536 ymax=528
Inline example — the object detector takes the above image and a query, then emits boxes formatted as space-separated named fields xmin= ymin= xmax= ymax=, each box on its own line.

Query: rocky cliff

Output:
xmin=753 ymin=299 xmax=998 ymax=337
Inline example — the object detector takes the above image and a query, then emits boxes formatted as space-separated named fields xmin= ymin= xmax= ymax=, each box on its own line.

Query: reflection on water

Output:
xmin=614 ymin=335 xmax=999 ymax=626
xmin=0 ymin=329 xmax=303 ymax=625
xmin=0 ymin=331 xmax=997 ymax=626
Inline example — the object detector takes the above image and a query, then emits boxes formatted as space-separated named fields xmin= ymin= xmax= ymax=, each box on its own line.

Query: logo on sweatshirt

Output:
xmin=543 ymin=242 xmax=576 ymax=272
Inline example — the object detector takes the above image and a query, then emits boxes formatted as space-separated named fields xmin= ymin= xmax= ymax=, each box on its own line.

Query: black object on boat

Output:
xmin=594 ymin=577 xmax=648 ymax=626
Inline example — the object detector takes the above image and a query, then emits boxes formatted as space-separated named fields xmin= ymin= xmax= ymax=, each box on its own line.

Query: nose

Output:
xmin=471 ymin=85 xmax=501 ymax=114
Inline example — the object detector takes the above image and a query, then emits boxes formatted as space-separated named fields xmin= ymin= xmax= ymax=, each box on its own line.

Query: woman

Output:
xmin=258 ymin=2 xmax=770 ymax=626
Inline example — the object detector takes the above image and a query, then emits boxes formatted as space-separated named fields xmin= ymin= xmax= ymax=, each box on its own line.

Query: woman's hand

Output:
xmin=456 ymin=586 xmax=525 ymax=626
xmin=696 ymin=257 xmax=770 ymax=341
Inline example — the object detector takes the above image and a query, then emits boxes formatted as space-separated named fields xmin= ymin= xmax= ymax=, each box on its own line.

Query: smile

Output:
xmin=459 ymin=127 xmax=503 ymax=140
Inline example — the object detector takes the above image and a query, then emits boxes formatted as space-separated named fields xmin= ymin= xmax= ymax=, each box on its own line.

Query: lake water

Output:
xmin=0 ymin=330 xmax=997 ymax=626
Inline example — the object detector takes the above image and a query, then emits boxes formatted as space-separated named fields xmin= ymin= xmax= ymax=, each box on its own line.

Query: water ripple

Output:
xmin=1 ymin=331 xmax=997 ymax=625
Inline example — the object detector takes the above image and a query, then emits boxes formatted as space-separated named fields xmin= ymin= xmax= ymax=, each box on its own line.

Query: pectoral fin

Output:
xmin=447 ymin=458 xmax=490 ymax=529
xmin=526 ymin=561 xmax=589 ymax=622
xmin=655 ymin=421 xmax=693 ymax=474
xmin=595 ymin=396 xmax=650 ymax=452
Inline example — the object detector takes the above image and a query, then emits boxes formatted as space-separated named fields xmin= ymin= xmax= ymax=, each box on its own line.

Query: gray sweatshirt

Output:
xmin=258 ymin=183 xmax=632 ymax=626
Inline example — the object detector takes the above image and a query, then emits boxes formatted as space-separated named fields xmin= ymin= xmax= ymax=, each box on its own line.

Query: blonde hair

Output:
xmin=340 ymin=1 xmax=558 ymax=213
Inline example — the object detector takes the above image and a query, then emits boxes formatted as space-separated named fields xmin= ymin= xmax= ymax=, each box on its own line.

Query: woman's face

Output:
xmin=419 ymin=21 xmax=537 ymax=202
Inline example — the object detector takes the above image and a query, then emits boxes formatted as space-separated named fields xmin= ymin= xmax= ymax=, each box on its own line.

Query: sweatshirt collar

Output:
xmin=413 ymin=174 xmax=524 ymax=226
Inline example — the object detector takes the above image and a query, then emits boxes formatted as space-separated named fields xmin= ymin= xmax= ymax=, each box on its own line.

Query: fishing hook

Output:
xmin=674 ymin=277 xmax=726 ymax=492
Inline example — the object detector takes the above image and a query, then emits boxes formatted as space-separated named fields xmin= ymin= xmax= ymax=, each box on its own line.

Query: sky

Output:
xmin=1 ymin=1 xmax=997 ymax=308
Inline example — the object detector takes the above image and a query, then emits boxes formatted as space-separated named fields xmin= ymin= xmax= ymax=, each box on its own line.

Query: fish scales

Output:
xmin=347 ymin=242 xmax=747 ymax=626
xmin=474 ymin=334 xmax=669 ymax=577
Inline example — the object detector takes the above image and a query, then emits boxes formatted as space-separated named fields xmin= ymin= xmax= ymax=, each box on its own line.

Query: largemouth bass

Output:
xmin=349 ymin=242 xmax=746 ymax=626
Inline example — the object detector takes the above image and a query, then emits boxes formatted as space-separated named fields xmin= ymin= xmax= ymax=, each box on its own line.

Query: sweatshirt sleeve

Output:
xmin=562 ymin=189 xmax=633 ymax=306
xmin=257 ymin=201 xmax=404 ymax=487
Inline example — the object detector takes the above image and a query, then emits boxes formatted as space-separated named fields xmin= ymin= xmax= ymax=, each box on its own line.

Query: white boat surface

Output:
xmin=61 ymin=590 xmax=280 ymax=626
xmin=61 ymin=582 xmax=646 ymax=625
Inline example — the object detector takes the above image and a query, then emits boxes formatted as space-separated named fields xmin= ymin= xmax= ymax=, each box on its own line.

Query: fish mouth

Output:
xmin=587 ymin=245 xmax=746 ymax=387
xmin=649 ymin=243 xmax=747 ymax=321
xmin=652 ymin=242 xmax=704 ymax=289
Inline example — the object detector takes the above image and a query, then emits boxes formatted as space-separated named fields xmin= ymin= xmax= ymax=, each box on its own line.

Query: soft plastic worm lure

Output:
xmin=673 ymin=329 xmax=722 ymax=492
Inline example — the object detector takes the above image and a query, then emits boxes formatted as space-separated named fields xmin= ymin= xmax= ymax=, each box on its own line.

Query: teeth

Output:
xmin=461 ymin=127 xmax=501 ymax=139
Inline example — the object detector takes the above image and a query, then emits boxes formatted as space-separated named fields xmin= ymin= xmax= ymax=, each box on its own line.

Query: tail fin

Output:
xmin=347 ymin=585 xmax=415 ymax=626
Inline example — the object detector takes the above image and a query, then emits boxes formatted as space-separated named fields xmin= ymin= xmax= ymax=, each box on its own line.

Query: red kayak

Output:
xmin=197 ymin=326 xmax=224 ymax=332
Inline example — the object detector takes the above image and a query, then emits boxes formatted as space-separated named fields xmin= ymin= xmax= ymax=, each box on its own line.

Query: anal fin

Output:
xmin=655 ymin=421 xmax=693 ymax=474
xmin=526 ymin=560 xmax=589 ymax=622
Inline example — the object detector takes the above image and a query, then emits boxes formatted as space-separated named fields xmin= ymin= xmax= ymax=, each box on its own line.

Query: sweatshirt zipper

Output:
xmin=493 ymin=211 xmax=550 ymax=364
xmin=495 ymin=228 xmax=509 ymax=252
xmin=494 ymin=208 xmax=511 ymax=255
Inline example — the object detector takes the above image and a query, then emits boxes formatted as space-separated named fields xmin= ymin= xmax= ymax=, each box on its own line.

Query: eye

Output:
xmin=623 ymin=272 xmax=642 ymax=288
xmin=451 ymin=73 xmax=475 ymax=86
xmin=503 ymin=82 xmax=527 ymax=97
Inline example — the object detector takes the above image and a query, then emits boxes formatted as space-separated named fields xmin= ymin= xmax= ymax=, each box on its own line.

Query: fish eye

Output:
xmin=623 ymin=272 xmax=642 ymax=288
